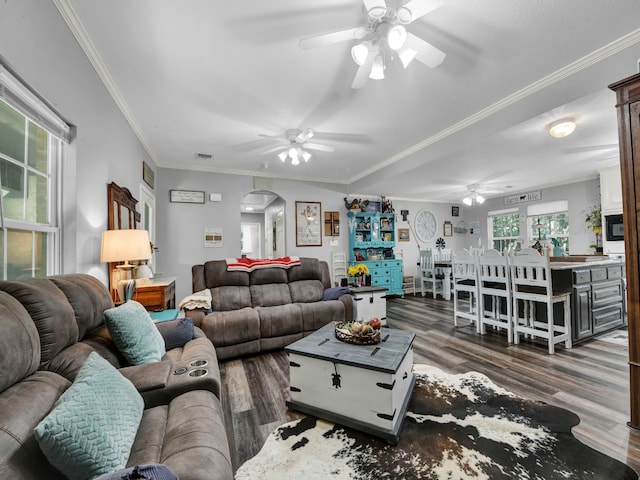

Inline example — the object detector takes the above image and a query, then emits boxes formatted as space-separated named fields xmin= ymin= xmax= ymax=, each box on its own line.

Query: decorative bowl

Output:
xmin=334 ymin=322 xmax=381 ymax=345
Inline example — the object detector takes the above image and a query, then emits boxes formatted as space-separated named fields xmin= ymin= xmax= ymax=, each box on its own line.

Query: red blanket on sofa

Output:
xmin=225 ymin=256 xmax=301 ymax=272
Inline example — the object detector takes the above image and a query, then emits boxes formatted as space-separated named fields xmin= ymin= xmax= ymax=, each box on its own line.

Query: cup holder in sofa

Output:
xmin=173 ymin=367 xmax=188 ymax=375
xmin=189 ymin=359 xmax=208 ymax=367
xmin=188 ymin=368 xmax=208 ymax=377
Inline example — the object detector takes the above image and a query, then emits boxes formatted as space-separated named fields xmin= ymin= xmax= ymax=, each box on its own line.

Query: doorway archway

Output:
xmin=240 ymin=191 xmax=286 ymax=258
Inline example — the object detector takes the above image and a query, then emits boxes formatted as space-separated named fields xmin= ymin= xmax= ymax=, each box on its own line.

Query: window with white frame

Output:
xmin=527 ymin=201 xmax=569 ymax=253
xmin=487 ymin=208 xmax=520 ymax=253
xmin=0 ymin=62 xmax=73 ymax=280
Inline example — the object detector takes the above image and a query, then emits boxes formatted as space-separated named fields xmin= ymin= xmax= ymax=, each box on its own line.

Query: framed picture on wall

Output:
xmin=398 ymin=228 xmax=410 ymax=242
xmin=295 ymin=201 xmax=322 ymax=246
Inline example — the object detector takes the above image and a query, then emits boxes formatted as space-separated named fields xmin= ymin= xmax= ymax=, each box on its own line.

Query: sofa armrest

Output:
xmin=120 ymin=361 xmax=172 ymax=392
xmin=338 ymin=293 xmax=354 ymax=322
xmin=184 ymin=309 xmax=206 ymax=328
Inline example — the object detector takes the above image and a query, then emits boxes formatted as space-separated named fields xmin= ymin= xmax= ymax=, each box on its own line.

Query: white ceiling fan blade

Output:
xmin=304 ymin=143 xmax=335 ymax=152
xmin=259 ymin=145 xmax=287 ymax=155
xmin=399 ymin=0 xmax=447 ymax=24
xmin=363 ymin=0 xmax=387 ymax=18
xmin=406 ymin=33 xmax=446 ymax=68
xmin=257 ymin=134 xmax=289 ymax=144
xmin=299 ymin=27 xmax=368 ymax=49
xmin=295 ymin=128 xmax=315 ymax=143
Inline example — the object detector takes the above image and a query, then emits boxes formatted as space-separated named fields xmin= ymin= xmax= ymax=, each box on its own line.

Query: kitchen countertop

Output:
xmin=549 ymin=259 xmax=624 ymax=270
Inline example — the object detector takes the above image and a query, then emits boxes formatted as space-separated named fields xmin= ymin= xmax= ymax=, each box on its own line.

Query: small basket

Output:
xmin=334 ymin=323 xmax=381 ymax=345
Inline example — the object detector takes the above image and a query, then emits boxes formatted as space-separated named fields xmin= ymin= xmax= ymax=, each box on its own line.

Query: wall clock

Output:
xmin=415 ymin=209 xmax=437 ymax=243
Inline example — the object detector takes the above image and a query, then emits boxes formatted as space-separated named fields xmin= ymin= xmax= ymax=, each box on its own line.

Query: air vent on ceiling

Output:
xmin=195 ymin=152 xmax=213 ymax=160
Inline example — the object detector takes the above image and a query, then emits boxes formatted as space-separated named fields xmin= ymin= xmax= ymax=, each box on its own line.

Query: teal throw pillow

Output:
xmin=104 ymin=300 xmax=166 ymax=365
xmin=34 ymin=352 xmax=144 ymax=480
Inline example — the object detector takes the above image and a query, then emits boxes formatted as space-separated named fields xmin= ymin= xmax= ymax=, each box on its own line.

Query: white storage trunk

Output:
xmin=286 ymin=323 xmax=415 ymax=443
xmin=351 ymin=286 xmax=388 ymax=326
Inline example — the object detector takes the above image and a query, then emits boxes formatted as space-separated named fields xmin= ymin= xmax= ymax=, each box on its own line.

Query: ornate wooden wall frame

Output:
xmin=108 ymin=181 xmax=141 ymax=230
xmin=107 ymin=182 xmax=141 ymax=301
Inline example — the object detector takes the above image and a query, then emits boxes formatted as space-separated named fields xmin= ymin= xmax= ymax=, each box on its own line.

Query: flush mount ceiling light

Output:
xmin=299 ymin=0 xmax=447 ymax=89
xmin=548 ymin=118 xmax=576 ymax=138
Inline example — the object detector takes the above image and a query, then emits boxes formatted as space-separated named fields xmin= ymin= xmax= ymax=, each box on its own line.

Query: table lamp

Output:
xmin=100 ymin=229 xmax=151 ymax=303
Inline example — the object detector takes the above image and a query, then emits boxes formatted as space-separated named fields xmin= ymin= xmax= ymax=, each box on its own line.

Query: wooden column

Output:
xmin=610 ymin=73 xmax=640 ymax=429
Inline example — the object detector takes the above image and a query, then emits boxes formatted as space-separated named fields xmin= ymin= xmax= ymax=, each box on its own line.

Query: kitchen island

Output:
xmin=550 ymin=258 xmax=626 ymax=342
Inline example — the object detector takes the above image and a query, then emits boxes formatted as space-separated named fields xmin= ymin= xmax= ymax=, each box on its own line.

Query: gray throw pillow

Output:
xmin=155 ymin=317 xmax=194 ymax=349
xmin=94 ymin=463 xmax=178 ymax=480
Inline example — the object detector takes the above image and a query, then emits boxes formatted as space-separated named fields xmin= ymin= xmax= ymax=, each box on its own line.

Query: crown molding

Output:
xmin=52 ymin=0 xmax=158 ymax=164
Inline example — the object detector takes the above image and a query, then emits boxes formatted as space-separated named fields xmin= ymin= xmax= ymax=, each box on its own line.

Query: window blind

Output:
xmin=0 ymin=60 xmax=75 ymax=143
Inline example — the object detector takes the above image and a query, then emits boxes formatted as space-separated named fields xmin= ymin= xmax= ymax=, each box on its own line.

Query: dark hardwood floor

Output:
xmin=219 ymin=294 xmax=640 ymax=475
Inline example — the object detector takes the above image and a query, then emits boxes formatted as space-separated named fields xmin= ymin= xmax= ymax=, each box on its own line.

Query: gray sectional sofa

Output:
xmin=187 ymin=257 xmax=354 ymax=360
xmin=0 ymin=274 xmax=232 ymax=480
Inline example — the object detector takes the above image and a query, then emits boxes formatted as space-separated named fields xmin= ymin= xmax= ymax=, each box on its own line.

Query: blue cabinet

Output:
xmin=347 ymin=212 xmax=404 ymax=296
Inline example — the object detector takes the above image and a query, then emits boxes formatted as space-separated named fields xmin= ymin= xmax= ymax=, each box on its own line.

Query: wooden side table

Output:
xmin=134 ymin=276 xmax=176 ymax=311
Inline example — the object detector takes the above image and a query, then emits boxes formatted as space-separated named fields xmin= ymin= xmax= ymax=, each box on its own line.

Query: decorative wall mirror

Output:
xmin=108 ymin=182 xmax=140 ymax=230
xmin=107 ymin=182 xmax=141 ymax=300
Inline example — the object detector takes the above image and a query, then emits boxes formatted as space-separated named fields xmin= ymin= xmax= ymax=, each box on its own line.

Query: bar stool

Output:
xmin=452 ymin=249 xmax=480 ymax=331
xmin=477 ymin=249 xmax=512 ymax=342
xmin=509 ymin=248 xmax=572 ymax=354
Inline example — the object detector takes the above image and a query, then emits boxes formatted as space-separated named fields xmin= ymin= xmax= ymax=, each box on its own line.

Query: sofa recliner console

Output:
xmin=187 ymin=257 xmax=354 ymax=360
xmin=0 ymin=274 xmax=233 ymax=480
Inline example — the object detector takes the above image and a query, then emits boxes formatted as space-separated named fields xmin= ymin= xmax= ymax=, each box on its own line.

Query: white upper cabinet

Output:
xmin=600 ymin=165 xmax=623 ymax=214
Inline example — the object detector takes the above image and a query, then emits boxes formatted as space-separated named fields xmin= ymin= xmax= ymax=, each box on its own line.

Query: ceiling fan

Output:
xmin=299 ymin=0 xmax=447 ymax=89
xmin=258 ymin=128 xmax=335 ymax=165
xmin=462 ymin=184 xmax=495 ymax=206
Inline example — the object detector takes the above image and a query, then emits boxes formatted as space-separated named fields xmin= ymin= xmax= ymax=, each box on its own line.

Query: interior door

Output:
xmin=139 ymin=183 xmax=156 ymax=270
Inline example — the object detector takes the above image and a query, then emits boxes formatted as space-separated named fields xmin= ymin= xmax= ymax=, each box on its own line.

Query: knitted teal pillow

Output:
xmin=34 ymin=352 xmax=144 ymax=480
xmin=103 ymin=300 xmax=166 ymax=365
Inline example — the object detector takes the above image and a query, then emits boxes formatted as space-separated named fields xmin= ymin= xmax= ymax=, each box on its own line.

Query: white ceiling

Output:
xmin=57 ymin=0 xmax=640 ymax=203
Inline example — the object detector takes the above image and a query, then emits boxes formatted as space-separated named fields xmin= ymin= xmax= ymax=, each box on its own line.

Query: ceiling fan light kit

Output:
xmin=369 ymin=55 xmax=385 ymax=79
xmin=351 ymin=41 xmax=371 ymax=65
xmin=260 ymin=128 xmax=335 ymax=166
xmin=462 ymin=192 xmax=485 ymax=206
xmin=548 ymin=118 xmax=576 ymax=138
xmin=299 ymin=0 xmax=447 ymax=89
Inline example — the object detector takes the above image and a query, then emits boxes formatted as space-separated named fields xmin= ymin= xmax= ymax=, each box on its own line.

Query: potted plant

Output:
xmin=348 ymin=263 xmax=370 ymax=287
xmin=585 ymin=205 xmax=603 ymax=254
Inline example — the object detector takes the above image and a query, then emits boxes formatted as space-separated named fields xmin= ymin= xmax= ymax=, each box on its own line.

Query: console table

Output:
xmin=134 ymin=276 xmax=176 ymax=311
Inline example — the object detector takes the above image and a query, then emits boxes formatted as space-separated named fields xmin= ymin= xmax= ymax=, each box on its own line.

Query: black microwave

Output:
xmin=605 ymin=214 xmax=624 ymax=241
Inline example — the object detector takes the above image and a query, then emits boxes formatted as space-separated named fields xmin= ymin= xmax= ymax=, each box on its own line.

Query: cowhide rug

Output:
xmin=236 ymin=365 xmax=638 ymax=480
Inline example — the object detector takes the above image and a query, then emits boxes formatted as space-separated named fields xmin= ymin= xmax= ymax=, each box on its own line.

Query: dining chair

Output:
xmin=451 ymin=249 xmax=480 ymax=331
xmin=420 ymin=249 xmax=442 ymax=298
xmin=509 ymin=248 xmax=572 ymax=354
xmin=395 ymin=251 xmax=416 ymax=296
xmin=477 ymin=249 xmax=512 ymax=342
xmin=332 ymin=251 xmax=348 ymax=287
xmin=433 ymin=248 xmax=454 ymax=299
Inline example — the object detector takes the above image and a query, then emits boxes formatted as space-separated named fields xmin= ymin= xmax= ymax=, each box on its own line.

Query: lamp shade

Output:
xmin=100 ymin=229 xmax=151 ymax=264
